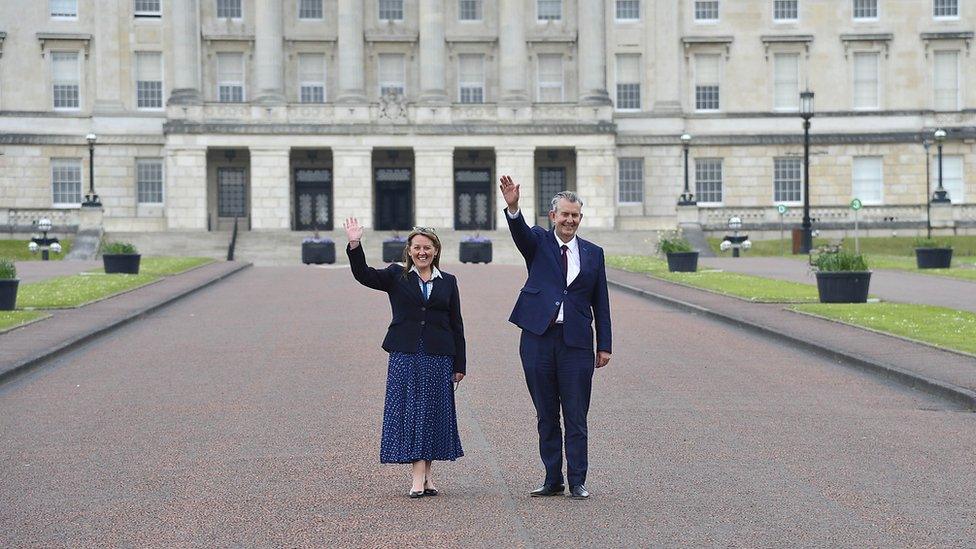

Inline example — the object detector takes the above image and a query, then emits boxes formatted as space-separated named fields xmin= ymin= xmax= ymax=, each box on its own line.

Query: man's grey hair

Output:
xmin=549 ymin=191 xmax=584 ymax=213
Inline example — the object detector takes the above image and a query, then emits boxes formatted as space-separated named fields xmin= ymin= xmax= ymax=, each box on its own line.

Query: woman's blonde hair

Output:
xmin=401 ymin=227 xmax=442 ymax=275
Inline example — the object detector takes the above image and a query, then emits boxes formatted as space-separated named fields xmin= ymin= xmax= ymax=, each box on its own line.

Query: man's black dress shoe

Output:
xmin=568 ymin=485 xmax=589 ymax=499
xmin=529 ymin=484 xmax=565 ymax=497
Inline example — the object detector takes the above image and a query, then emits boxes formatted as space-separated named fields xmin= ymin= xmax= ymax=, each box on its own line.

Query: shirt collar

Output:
xmin=409 ymin=265 xmax=442 ymax=279
xmin=553 ymin=232 xmax=579 ymax=253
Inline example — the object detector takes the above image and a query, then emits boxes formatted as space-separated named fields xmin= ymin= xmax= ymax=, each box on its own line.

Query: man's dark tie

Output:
xmin=560 ymin=245 xmax=569 ymax=283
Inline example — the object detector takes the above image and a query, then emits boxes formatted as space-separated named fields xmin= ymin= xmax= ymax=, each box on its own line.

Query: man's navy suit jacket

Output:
xmin=506 ymin=210 xmax=612 ymax=353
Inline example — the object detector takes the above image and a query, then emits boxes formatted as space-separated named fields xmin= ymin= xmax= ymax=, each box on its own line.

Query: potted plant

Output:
xmin=812 ymin=249 xmax=871 ymax=303
xmin=301 ymin=231 xmax=336 ymax=265
xmin=102 ymin=241 xmax=141 ymax=274
xmin=657 ymin=230 xmax=698 ymax=272
xmin=913 ymin=237 xmax=953 ymax=269
xmin=382 ymin=234 xmax=407 ymax=263
xmin=459 ymin=234 xmax=492 ymax=264
xmin=0 ymin=258 xmax=18 ymax=311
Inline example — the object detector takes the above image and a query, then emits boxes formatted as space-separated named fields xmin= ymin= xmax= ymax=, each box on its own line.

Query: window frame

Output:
xmin=378 ymin=53 xmax=406 ymax=97
xmin=695 ymin=157 xmax=724 ymax=205
xmin=693 ymin=53 xmax=721 ymax=112
xmin=617 ymin=157 xmax=644 ymax=204
xmin=852 ymin=156 xmax=884 ymax=205
xmin=298 ymin=52 xmax=327 ymax=104
xmin=458 ymin=0 xmax=483 ymax=21
xmin=614 ymin=54 xmax=641 ymax=111
xmin=216 ymin=52 xmax=246 ymax=103
xmin=537 ymin=0 xmax=562 ymax=22
xmin=932 ymin=154 xmax=965 ymax=203
xmin=50 ymin=0 xmax=78 ymax=19
xmin=772 ymin=0 xmax=798 ymax=22
xmin=933 ymin=0 xmax=959 ymax=20
xmin=378 ymin=0 xmax=404 ymax=22
xmin=772 ymin=52 xmax=800 ymax=112
xmin=135 ymin=51 xmax=164 ymax=110
xmin=536 ymin=53 xmax=564 ymax=103
xmin=694 ymin=0 xmax=719 ymax=23
xmin=851 ymin=50 xmax=881 ymax=111
xmin=136 ymin=158 xmax=165 ymax=205
xmin=51 ymin=50 xmax=81 ymax=111
xmin=615 ymin=0 xmax=640 ymax=22
xmin=852 ymin=0 xmax=878 ymax=21
xmin=298 ymin=0 xmax=324 ymax=20
xmin=773 ymin=156 xmax=803 ymax=204
xmin=457 ymin=53 xmax=486 ymax=104
xmin=216 ymin=0 xmax=243 ymax=19
xmin=51 ymin=158 xmax=83 ymax=207
xmin=933 ymin=49 xmax=960 ymax=111
xmin=134 ymin=0 xmax=162 ymax=18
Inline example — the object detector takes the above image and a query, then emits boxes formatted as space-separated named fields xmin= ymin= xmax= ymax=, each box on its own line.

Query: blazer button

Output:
xmin=421 ymin=307 xmax=426 ymax=311
xmin=555 ymin=301 xmax=560 ymax=306
xmin=563 ymin=290 xmax=568 ymax=295
xmin=420 ymin=320 xmax=426 ymax=326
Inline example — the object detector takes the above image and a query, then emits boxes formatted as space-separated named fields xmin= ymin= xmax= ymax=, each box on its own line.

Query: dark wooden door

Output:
xmin=294 ymin=168 xmax=333 ymax=230
xmin=375 ymin=167 xmax=412 ymax=231
xmin=454 ymin=168 xmax=493 ymax=230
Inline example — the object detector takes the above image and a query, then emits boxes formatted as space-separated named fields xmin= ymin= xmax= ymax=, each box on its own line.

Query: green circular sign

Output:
xmin=850 ymin=198 xmax=863 ymax=211
xmin=776 ymin=204 xmax=788 ymax=214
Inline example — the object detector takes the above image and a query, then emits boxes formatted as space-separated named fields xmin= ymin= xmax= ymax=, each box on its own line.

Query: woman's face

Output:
xmin=408 ymin=234 xmax=438 ymax=270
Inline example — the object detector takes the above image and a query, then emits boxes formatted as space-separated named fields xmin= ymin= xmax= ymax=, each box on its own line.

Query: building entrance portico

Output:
xmin=207 ymin=148 xmax=251 ymax=231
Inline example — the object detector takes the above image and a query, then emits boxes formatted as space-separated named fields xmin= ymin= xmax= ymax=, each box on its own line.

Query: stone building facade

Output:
xmin=0 ymin=0 xmax=974 ymax=237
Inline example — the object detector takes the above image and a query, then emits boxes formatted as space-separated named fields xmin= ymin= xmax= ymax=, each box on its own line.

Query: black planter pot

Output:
xmin=302 ymin=241 xmax=336 ymax=264
xmin=915 ymin=247 xmax=953 ymax=269
xmin=0 ymin=279 xmax=18 ymax=311
xmin=815 ymin=271 xmax=872 ymax=303
xmin=459 ymin=241 xmax=492 ymax=264
xmin=383 ymin=240 xmax=406 ymax=263
xmin=666 ymin=251 xmax=699 ymax=272
xmin=103 ymin=254 xmax=141 ymax=274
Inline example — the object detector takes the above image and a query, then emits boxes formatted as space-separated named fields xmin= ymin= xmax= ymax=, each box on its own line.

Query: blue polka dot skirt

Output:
xmin=380 ymin=341 xmax=464 ymax=464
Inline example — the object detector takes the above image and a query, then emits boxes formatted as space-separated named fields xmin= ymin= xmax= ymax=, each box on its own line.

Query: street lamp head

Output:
xmin=742 ymin=239 xmax=752 ymax=250
xmin=50 ymin=242 xmax=62 ymax=254
xmin=86 ymin=132 xmax=97 ymax=145
xmin=719 ymin=240 xmax=732 ymax=252
xmin=680 ymin=133 xmax=692 ymax=149
xmin=933 ymin=128 xmax=947 ymax=143
xmin=28 ymin=241 xmax=39 ymax=253
xmin=800 ymin=90 xmax=815 ymax=119
xmin=38 ymin=217 xmax=52 ymax=232
xmin=728 ymin=216 xmax=742 ymax=231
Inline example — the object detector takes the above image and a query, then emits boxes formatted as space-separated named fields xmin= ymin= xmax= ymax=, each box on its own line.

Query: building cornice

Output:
xmin=839 ymin=33 xmax=894 ymax=58
xmin=0 ymin=133 xmax=165 ymax=145
xmin=759 ymin=34 xmax=813 ymax=59
xmin=162 ymin=121 xmax=617 ymax=136
xmin=616 ymin=129 xmax=976 ymax=147
xmin=681 ymin=35 xmax=734 ymax=59
xmin=920 ymin=31 xmax=974 ymax=57
xmin=36 ymin=32 xmax=93 ymax=57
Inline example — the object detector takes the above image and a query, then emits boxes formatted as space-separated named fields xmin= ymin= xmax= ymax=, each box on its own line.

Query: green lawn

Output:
xmin=792 ymin=303 xmax=976 ymax=356
xmin=17 ymin=273 xmax=159 ymax=309
xmin=709 ymin=235 xmax=976 ymax=257
xmin=0 ymin=311 xmax=48 ymax=332
xmin=866 ymin=255 xmax=976 ymax=281
xmin=93 ymin=256 xmax=214 ymax=277
xmin=0 ymin=239 xmax=73 ymax=261
xmin=607 ymin=255 xmax=820 ymax=303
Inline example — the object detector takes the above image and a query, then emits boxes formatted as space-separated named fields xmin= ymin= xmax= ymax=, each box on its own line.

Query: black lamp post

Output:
xmin=83 ymin=132 xmax=101 ymax=207
xmin=678 ymin=133 xmax=696 ymax=205
xmin=932 ymin=128 xmax=950 ymax=203
xmin=799 ymin=90 xmax=814 ymax=254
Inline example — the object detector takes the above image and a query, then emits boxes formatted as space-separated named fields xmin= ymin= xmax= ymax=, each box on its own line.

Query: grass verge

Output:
xmin=0 ymin=239 xmax=73 ymax=261
xmin=864 ymin=255 xmax=976 ymax=281
xmin=708 ymin=235 xmax=976 ymax=257
xmin=608 ymin=255 xmax=820 ymax=303
xmin=791 ymin=303 xmax=976 ymax=356
xmin=97 ymin=256 xmax=214 ymax=277
xmin=0 ymin=311 xmax=48 ymax=332
xmin=17 ymin=273 xmax=159 ymax=309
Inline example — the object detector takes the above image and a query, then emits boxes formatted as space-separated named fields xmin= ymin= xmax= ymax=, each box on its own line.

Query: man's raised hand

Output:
xmin=499 ymin=175 xmax=520 ymax=213
xmin=344 ymin=217 xmax=364 ymax=248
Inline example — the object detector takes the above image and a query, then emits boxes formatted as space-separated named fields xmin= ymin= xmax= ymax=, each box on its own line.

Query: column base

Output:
xmin=930 ymin=201 xmax=955 ymax=228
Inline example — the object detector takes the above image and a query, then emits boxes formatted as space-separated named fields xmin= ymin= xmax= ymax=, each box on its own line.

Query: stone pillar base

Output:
xmin=930 ymin=202 xmax=955 ymax=229
xmin=676 ymin=204 xmax=700 ymax=226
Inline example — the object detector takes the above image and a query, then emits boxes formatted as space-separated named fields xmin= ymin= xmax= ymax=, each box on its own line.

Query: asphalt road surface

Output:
xmin=2 ymin=264 xmax=974 ymax=547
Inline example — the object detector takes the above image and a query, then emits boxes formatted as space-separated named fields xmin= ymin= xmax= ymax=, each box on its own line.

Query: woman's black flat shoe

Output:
xmin=423 ymin=488 xmax=438 ymax=496
xmin=409 ymin=490 xmax=425 ymax=498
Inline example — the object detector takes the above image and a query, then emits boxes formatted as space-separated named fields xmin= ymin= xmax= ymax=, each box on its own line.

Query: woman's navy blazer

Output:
xmin=347 ymin=244 xmax=466 ymax=374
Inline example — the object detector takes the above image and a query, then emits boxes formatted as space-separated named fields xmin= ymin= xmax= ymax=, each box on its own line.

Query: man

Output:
xmin=499 ymin=175 xmax=612 ymax=500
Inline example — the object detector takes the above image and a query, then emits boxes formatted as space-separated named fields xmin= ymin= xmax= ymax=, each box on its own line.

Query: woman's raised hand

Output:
xmin=344 ymin=217 xmax=364 ymax=246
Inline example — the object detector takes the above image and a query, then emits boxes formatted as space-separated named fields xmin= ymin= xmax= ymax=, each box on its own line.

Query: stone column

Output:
xmin=653 ymin=0 xmax=681 ymax=112
xmin=169 ymin=0 xmax=201 ymax=104
xmin=419 ymin=0 xmax=448 ymax=103
xmin=93 ymin=0 xmax=123 ymax=112
xmin=577 ymin=0 xmax=610 ymax=105
xmin=249 ymin=148 xmax=290 ymax=229
xmin=575 ymin=146 xmax=616 ymax=229
xmin=336 ymin=0 xmax=366 ymax=102
xmin=332 ymin=146 xmax=373 ymax=225
xmin=414 ymin=148 xmax=454 ymax=228
xmin=495 ymin=146 xmax=535 ymax=229
xmin=254 ymin=0 xmax=285 ymax=104
xmin=498 ymin=0 xmax=528 ymax=103
xmin=165 ymin=147 xmax=208 ymax=230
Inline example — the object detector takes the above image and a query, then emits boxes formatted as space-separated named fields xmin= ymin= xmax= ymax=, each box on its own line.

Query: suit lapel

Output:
xmin=569 ymin=238 xmax=591 ymax=289
xmin=400 ymin=271 xmax=425 ymax=305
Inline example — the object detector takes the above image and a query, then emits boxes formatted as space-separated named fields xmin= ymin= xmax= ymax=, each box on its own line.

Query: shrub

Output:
xmin=102 ymin=241 xmax=138 ymax=255
xmin=0 ymin=258 xmax=15 ymax=279
xmin=813 ymin=250 xmax=868 ymax=272
xmin=913 ymin=237 xmax=951 ymax=249
xmin=656 ymin=230 xmax=694 ymax=255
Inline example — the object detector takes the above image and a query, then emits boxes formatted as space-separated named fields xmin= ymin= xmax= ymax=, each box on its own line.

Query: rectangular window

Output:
xmin=774 ymin=157 xmax=802 ymax=203
xmin=615 ymin=54 xmax=641 ymax=110
xmin=537 ymin=0 xmax=562 ymax=21
xmin=852 ymin=156 xmax=883 ymax=204
xmin=134 ymin=0 xmax=161 ymax=17
xmin=695 ymin=54 xmax=720 ymax=111
xmin=852 ymin=0 xmax=877 ymax=19
xmin=773 ymin=0 xmax=798 ymax=21
xmin=537 ymin=54 xmax=564 ymax=102
xmin=299 ymin=53 xmax=326 ymax=103
xmin=299 ymin=0 xmax=323 ymax=19
xmin=217 ymin=52 xmax=245 ymax=102
xmin=459 ymin=0 xmax=482 ymax=21
xmin=378 ymin=53 xmax=406 ymax=96
xmin=379 ymin=0 xmax=404 ymax=20
xmin=695 ymin=0 xmax=719 ymax=21
xmin=136 ymin=159 xmax=164 ymax=204
xmin=852 ymin=51 xmax=879 ymax=110
xmin=50 ymin=0 xmax=78 ymax=18
xmin=458 ymin=54 xmax=485 ymax=104
xmin=934 ymin=50 xmax=959 ymax=111
xmin=773 ymin=53 xmax=799 ymax=110
xmin=933 ymin=155 xmax=965 ymax=202
xmin=695 ymin=158 xmax=723 ymax=204
xmin=135 ymin=52 xmax=163 ymax=109
xmin=616 ymin=0 xmax=640 ymax=21
xmin=216 ymin=0 xmax=242 ymax=19
xmin=934 ymin=0 xmax=958 ymax=18
xmin=618 ymin=158 xmax=644 ymax=203
xmin=52 ymin=52 xmax=80 ymax=110
xmin=52 ymin=159 xmax=82 ymax=206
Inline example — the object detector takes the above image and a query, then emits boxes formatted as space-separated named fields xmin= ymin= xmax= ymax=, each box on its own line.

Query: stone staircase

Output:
xmin=104 ymin=229 xmax=662 ymax=267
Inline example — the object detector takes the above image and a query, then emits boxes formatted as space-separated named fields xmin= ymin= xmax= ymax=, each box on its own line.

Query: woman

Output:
xmin=343 ymin=218 xmax=465 ymax=498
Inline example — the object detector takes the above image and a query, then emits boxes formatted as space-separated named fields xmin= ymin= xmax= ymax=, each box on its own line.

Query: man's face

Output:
xmin=549 ymin=198 xmax=582 ymax=242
